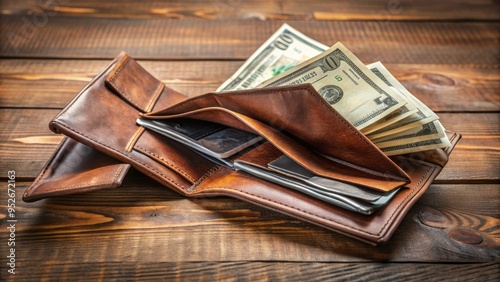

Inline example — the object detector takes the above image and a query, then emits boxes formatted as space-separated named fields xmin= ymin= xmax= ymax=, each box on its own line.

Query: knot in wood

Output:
xmin=423 ymin=73 xmax=455 ymax=87
xmin=418 ymin=207 xmax=451 ymax=229
xmin=448 ymin=228 xmax=483 ymax=245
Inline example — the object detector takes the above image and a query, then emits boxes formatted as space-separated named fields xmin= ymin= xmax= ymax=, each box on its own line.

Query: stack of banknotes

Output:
xmin=216 ymin=24 xmax=450 ymax=156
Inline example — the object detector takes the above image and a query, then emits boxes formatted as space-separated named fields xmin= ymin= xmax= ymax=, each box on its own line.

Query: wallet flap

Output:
xmin=105 ymin=52 xmax=164 ymax=113
xmin=144 ymin=85 xmax=410 ymax=188
xmin=145 ymin=107 xmax=409 ymax=191
xmin=48 ymin=52 xmax=196 ymax=196
xmin=23 ymin=137 xmax=131 ymax=202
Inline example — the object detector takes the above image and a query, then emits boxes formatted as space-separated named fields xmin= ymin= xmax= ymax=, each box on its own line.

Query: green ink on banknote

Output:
xmin=272 ymin=65 xmax=294 ymax=76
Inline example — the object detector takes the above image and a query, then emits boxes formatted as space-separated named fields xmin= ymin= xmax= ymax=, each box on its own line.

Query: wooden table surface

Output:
xmin=1 ymin=0 xmax=499 ymax=280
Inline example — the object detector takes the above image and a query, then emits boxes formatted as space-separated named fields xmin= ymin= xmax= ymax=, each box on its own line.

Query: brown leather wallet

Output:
xmin=23 ymin=52 xmax=461 ymax=245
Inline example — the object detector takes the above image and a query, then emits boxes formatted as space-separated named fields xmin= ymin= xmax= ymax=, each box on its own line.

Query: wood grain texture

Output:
xmin=1 ymin=109 xmax=498 ymax=181
xmin=437 ymin=113 xmax=500 ymax=183
xmin=1 ymin=59 xmax=499 ymax=111
xmin=1 ymin=17 xmax=499 ymax=63
xmin=0 ymin=181 xmax=498 ymax=263
xmin=2 ymin=262 xmax=499 ymax=281
xmin=2 ymin=0 xmax=499 ymax=21
xmin=0 ymin=0 xmax=498 ymax=279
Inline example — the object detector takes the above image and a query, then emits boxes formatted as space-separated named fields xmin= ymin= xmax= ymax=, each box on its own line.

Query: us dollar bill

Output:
xmin=216 ymin=24 xmax=450 ymax=155
xmin=216 ymin=23 xmax=328 ymax=92
xmin=364 ymin=62 xmax=440 ymax=139
xmin=257 ymin=42 xmax=409 ymax=130
xmin=373 ymin=120 xmax=448 ymax=148
xmin=379 ymin=136 xmax=451 ymax=156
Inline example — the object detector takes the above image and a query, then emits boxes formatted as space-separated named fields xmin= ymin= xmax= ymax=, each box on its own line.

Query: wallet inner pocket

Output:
xmin=243 ymin=142 xmax=400 ymax=202
xmin=193 ymin=142 xmax=401 ymax=215
xmin=144 ymin=85 xmax=411 ymax=184
xmin=134 ymin=111 xmax=408 ymax=213
xmin=141 ymin=107 xmax=409 ymax=192
xmin=133 ymin=129 xmax=219 ymax=185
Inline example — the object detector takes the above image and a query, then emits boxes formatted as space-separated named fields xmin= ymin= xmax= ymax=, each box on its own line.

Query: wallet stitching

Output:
xmin=107 ymin=56 xmax=144 ymax=112
xmin=54 ymin=122 xmax=188 ymax=190
xmin=135 ymin=145 xmax=196 ymax=183
xmin=145 ymin=83 xmax=165 ymax=113
xmin=151 ymin=87 xmax=408 ymax=182
xmin=126 ymin=126 xmax=145 ymax=152
xmin=34 ymin=182 xmax=115 ymax=194
xmin=377 ymin=165 xmax=434 ymax=236
xmin=112 ymin=163 xmax=128 ymax=183
xmin=190 ymin=165 xmax=223 ymax=192
xmin=26 ymin=138 xmax=129 ymax=197
xmin=203 ymin=165 xmax=433 ymax=237
xmin=31 ymin=164 xmax=128 ymax=194
xmin=24 ymin=137 xmax=70 ymax=197
xmin=108 ymin=55 xmax=129 ymax=82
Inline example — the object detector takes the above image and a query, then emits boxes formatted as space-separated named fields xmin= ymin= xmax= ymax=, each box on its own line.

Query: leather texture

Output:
xmin=23 ymin=136 xmax=130 ymax=200
xmin=23 ymin=52 xmax=461 ymax=245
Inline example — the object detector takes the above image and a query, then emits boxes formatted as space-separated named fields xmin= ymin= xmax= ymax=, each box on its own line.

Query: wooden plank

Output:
xmin=1 ymin=182 xmax=498 ymax=263
xmin=0 ymin=109 xmax=498 ymax=181
xmin=1 ymin=17 xmax=498 ymax=63
xmin=3 ymin=262 xmax=500 ymax=281
xmin=1 ymin=59 xmax=499 ymax=111
xmin=2 ymin=0 xmax=499 ymax=21
xmin=0 ymin=109 xmax=60 ymax=179
xmin=0 ymin=0 xmax=497 ymax=277
xmin=0 ymin=59 xmax=236 ymax=108
xmin=437 ymin=113 xmax=500 ymax=183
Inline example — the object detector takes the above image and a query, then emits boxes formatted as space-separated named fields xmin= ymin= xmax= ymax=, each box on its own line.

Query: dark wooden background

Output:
xmin=0 ymin=0 xmax=499 ymax=280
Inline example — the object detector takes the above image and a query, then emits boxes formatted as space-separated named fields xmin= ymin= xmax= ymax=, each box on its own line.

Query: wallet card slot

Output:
xmin=268 ymin=155 xmax=388 ymax=202
xmin=228 ymin=142 xmax=401 ymax=213
xmin=137 ymin=118 xmax=263 ymax=160
xmin=134 ymin=130 xmax=219 ymax=184
xmin=233 ymin=161 xmax=399 ymax=215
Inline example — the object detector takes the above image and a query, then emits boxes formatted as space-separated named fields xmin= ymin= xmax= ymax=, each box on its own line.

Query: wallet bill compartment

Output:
xmin=100 ymin=54 xmax=409 ymax=192
xmin=144 ymin=84 xmax=411 ymax=185
xmin=141 ymin=106 xmax=409 ymax=192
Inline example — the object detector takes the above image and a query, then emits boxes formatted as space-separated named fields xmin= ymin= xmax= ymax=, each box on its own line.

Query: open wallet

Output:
xmin=23 ymin=52 xmax=461 ymax=245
